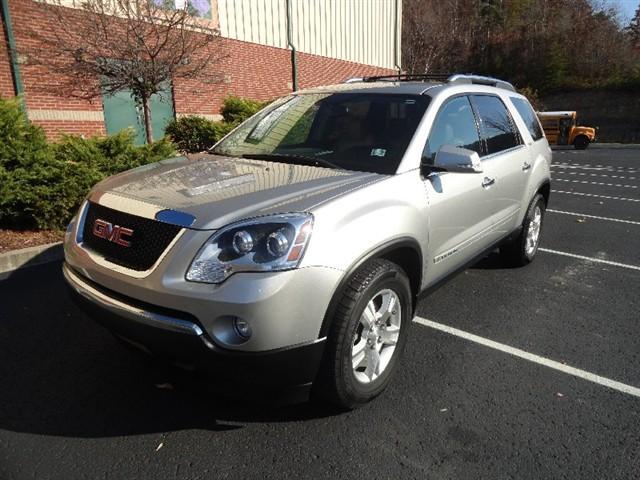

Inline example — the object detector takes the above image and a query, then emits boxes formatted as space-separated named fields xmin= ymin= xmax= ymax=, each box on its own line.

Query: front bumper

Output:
xmin=64 ymin=263 xmax=326 ymax=390
xmin=64 ymin=226 xmax=343 ymax=352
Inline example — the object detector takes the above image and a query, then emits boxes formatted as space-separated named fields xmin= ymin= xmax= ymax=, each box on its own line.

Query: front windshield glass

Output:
xmin=212 ymin=92 xmax=430 ymax=174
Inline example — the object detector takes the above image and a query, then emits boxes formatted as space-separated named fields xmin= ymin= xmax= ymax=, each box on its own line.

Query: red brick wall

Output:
xmin=34 ymin=120 xmax=106 ymax=138
xmin=9 ymin=0 xmax=103 ymax=112
xmin=4 ymin=0 xmax=395 ymax=139
xmin=173 ymin=38 xmax=394 ymax=119
xmin=298 ymin=52 xmax=392 ymax=89
xmin=0 ymin=9 xmax=16 ymax=98
xmin=173 ymin=37 xmax=294 ymax=117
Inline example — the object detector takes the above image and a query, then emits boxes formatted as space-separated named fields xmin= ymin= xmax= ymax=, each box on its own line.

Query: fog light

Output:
xmin=233 ymin=317 xmax=252 ymax=339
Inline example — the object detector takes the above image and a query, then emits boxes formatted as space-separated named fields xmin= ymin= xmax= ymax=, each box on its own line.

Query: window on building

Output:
xmin=154 ymin=0 xmax=212 ymax=18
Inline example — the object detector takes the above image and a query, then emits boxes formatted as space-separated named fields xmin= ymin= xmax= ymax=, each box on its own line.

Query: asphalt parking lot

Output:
xmin=1 ymin=147 xmax=639 ymax=480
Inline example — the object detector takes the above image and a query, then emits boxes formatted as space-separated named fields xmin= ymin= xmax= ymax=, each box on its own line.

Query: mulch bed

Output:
xmin=0 ymin=229 xmax=64 ymax=253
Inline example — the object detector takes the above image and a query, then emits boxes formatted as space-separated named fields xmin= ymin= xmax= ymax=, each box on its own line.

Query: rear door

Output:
xmin=470 ymin=94 xmax=528 ymax=234
xmin=421 ymin=95 xmax=501 ymax=281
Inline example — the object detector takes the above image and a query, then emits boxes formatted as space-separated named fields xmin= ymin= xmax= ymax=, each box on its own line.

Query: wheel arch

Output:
xmin=317 ymin=237 xmax=423 ymax=339
xmin=537 ymin=180 xmax=551 ymax=207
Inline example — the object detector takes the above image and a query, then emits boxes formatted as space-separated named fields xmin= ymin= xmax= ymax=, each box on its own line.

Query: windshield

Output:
xmin=212 ymin=93 xmax=430 ymax=174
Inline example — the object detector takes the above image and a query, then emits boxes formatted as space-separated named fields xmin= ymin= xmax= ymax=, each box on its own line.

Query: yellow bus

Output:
xmin=537 ymin=111 xmax=596 ymax=150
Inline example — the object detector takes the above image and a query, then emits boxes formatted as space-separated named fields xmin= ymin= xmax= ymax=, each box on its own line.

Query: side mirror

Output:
xmin=433 ymin=145 xmax=482 ymax=173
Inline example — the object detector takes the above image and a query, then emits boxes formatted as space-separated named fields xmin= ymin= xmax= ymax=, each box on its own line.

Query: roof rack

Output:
xmin=345 ymin=73 xmax=450 ymax=83
xmin=447 ymin=74 xmax=516 ymax=92
xmin=344 ymin=73 xmax=516 ymax=92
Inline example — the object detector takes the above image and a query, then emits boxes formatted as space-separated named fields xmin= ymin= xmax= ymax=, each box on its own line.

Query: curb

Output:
xmin=0 ymin=242 xmax=63 ymax=279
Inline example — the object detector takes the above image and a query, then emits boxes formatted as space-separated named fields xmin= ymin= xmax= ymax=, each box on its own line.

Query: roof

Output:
xmin=295 ymin=74 xmax=518 ymax=98
xmin=295 ymin=81 xmax=442 ymax=96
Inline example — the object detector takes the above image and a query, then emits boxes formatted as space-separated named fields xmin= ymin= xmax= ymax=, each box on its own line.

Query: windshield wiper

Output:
xmin=241 ymin=153 xmax=344 ymax=170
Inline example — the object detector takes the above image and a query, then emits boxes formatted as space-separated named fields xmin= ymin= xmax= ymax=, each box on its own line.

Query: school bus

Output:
xmin=537 ymin=111 xmax=596 ymax=150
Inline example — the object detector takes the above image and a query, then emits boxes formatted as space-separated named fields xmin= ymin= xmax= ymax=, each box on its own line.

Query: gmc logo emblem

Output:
xmin=92 ymin=218 xmax=134 ymax=247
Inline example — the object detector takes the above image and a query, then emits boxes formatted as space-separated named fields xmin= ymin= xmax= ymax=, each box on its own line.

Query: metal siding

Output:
xmin=217 ymin=0 xmax=398 ymax=68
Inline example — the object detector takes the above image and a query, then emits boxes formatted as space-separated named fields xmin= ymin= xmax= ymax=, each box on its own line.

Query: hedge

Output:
xmin=0 ymin=97 xmax=175 ymax=231
xmin=220 ymin=96 xmax=269 ymax=124
xmin=165 ymin=115 xmax=235 ymax=154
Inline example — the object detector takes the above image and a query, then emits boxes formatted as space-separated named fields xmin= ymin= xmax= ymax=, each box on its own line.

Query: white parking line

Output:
xmin=554 ymin=162 xmax=637 ymax=169
xmin=413 ymin=317 xmax=640 ymax=398
xmin=553 ymin=165 xmax=637 ymax=173
xmin=551 ymin=171 xmax=637 ymax=181
xmin=551 ymin=190 xmax=640 ymax=202
xmin=554 ymin=178 xmax=638 ymax=189
xmin=538 ymin=248 xmax=640 ymax=271
xmin=547 ymin=209 xmax=640 ymax=225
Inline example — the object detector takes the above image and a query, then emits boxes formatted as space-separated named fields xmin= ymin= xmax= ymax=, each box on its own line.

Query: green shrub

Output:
xmin=0 ymin=97 xmax=175 ymax=230
xmin=0 ymin=96 xmax=50 ymax=172
xmin=165 ymin=115 xmax=239 ymax=153
xmin=220 ymin=96 xmax=268 ymax=124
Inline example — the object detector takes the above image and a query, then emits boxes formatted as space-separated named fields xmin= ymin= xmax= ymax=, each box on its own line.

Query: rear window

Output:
xmin=472 ymin=95 xmax=521 ymax=156
xmin=511 ymin=97 xmax=544 ymax=141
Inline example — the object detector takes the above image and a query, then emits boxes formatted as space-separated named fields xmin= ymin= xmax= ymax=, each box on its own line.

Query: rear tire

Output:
xmin=313 ymin=259 xmax=412 ymax=409
xmin=500 ymin=194 xmax=546 ymax=267
xmin=574 ymin=135 xmax=589 ymax=150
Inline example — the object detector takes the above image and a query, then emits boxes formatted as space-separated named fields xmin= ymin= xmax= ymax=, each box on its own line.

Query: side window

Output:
xmin=472 ymin=95 xmax=521 ymax=156
xmin=423 ymin=96 xmax=482 ymax=164
xmin=510 ymin=97 xmax=544 ymax=141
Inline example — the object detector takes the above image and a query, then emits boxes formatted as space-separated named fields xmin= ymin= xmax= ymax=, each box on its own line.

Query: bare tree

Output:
xmin=402 ymin=0 xmax=476 ymax=75
xmin=22 ymin=0 xmax=223 ymax=143
xmin=402 ymin=0 xmax=640 ymax=91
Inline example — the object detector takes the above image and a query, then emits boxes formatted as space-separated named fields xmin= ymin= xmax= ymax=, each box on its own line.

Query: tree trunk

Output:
xmin=142 ymin=94 xmax=153 ymax=144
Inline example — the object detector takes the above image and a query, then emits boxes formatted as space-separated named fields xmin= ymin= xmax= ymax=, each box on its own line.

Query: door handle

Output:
xmin=522 ymin=162 xmax=532 ymax=171
xmin=482 ymin=177 xmax=495 ymax=188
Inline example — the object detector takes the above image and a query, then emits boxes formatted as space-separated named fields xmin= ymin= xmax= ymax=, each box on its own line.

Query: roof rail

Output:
xmin=447 ymin=74 xmax=516 ymax=92
xmin=344 ymin=73 xmax=450 ymax=84
xmin=344 ymin=73 xmax=516 ymax=92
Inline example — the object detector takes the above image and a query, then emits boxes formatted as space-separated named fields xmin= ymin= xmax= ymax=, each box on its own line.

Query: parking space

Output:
xmin=0 ymin=147 xmax=639 ymax=479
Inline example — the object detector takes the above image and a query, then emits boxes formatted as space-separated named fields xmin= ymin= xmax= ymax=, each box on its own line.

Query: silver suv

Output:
xmin=63 ymin=74 xmax=551 ymax=408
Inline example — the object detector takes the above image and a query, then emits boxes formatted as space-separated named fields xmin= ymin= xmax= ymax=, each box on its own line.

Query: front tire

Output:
xmin=501 ymin=194 xmax=546 ymax=266
xmin=313 ymin=259 xmax=412 ymax=409
xmin=574 ymin=135 xmax=590 ymax=150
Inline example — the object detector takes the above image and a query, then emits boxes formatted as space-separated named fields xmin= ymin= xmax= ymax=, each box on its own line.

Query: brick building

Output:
xmin=0 ymin=0 xmax=401 ymax=141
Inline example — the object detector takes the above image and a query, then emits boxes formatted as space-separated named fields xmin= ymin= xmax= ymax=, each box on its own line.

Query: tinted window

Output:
xmin=213 ymin=93 xmax=430 ymax=175
xmin=472 ymin=95 xmax=521 ymax=156
xmin=423 ymin=96 xmax=481 ymax=163
xmin=511 ymin=97 xmax=544 ymax=141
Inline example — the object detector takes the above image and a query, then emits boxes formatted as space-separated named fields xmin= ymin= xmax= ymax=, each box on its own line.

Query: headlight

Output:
xmin=186 ymin=213 xmax=313 ymax=284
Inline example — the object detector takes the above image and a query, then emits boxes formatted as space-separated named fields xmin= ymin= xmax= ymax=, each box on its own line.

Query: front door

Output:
xmin=421 ymin=95 xmax=500 ymax=283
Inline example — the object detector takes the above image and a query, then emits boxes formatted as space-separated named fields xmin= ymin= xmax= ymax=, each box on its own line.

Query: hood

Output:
xmin=89 ymin=154 xmax=382 ymax=230
xmin=574 ymin=126 xmax=596 ymax=136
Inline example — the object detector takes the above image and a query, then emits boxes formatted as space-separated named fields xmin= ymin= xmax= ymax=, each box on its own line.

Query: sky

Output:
xmin=607 ymin=0 xmax=639 ymax=24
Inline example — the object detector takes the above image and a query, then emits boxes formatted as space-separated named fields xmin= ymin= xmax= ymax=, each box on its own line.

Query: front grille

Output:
xmin=81 ymin=202 xmax=181 ymax=271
